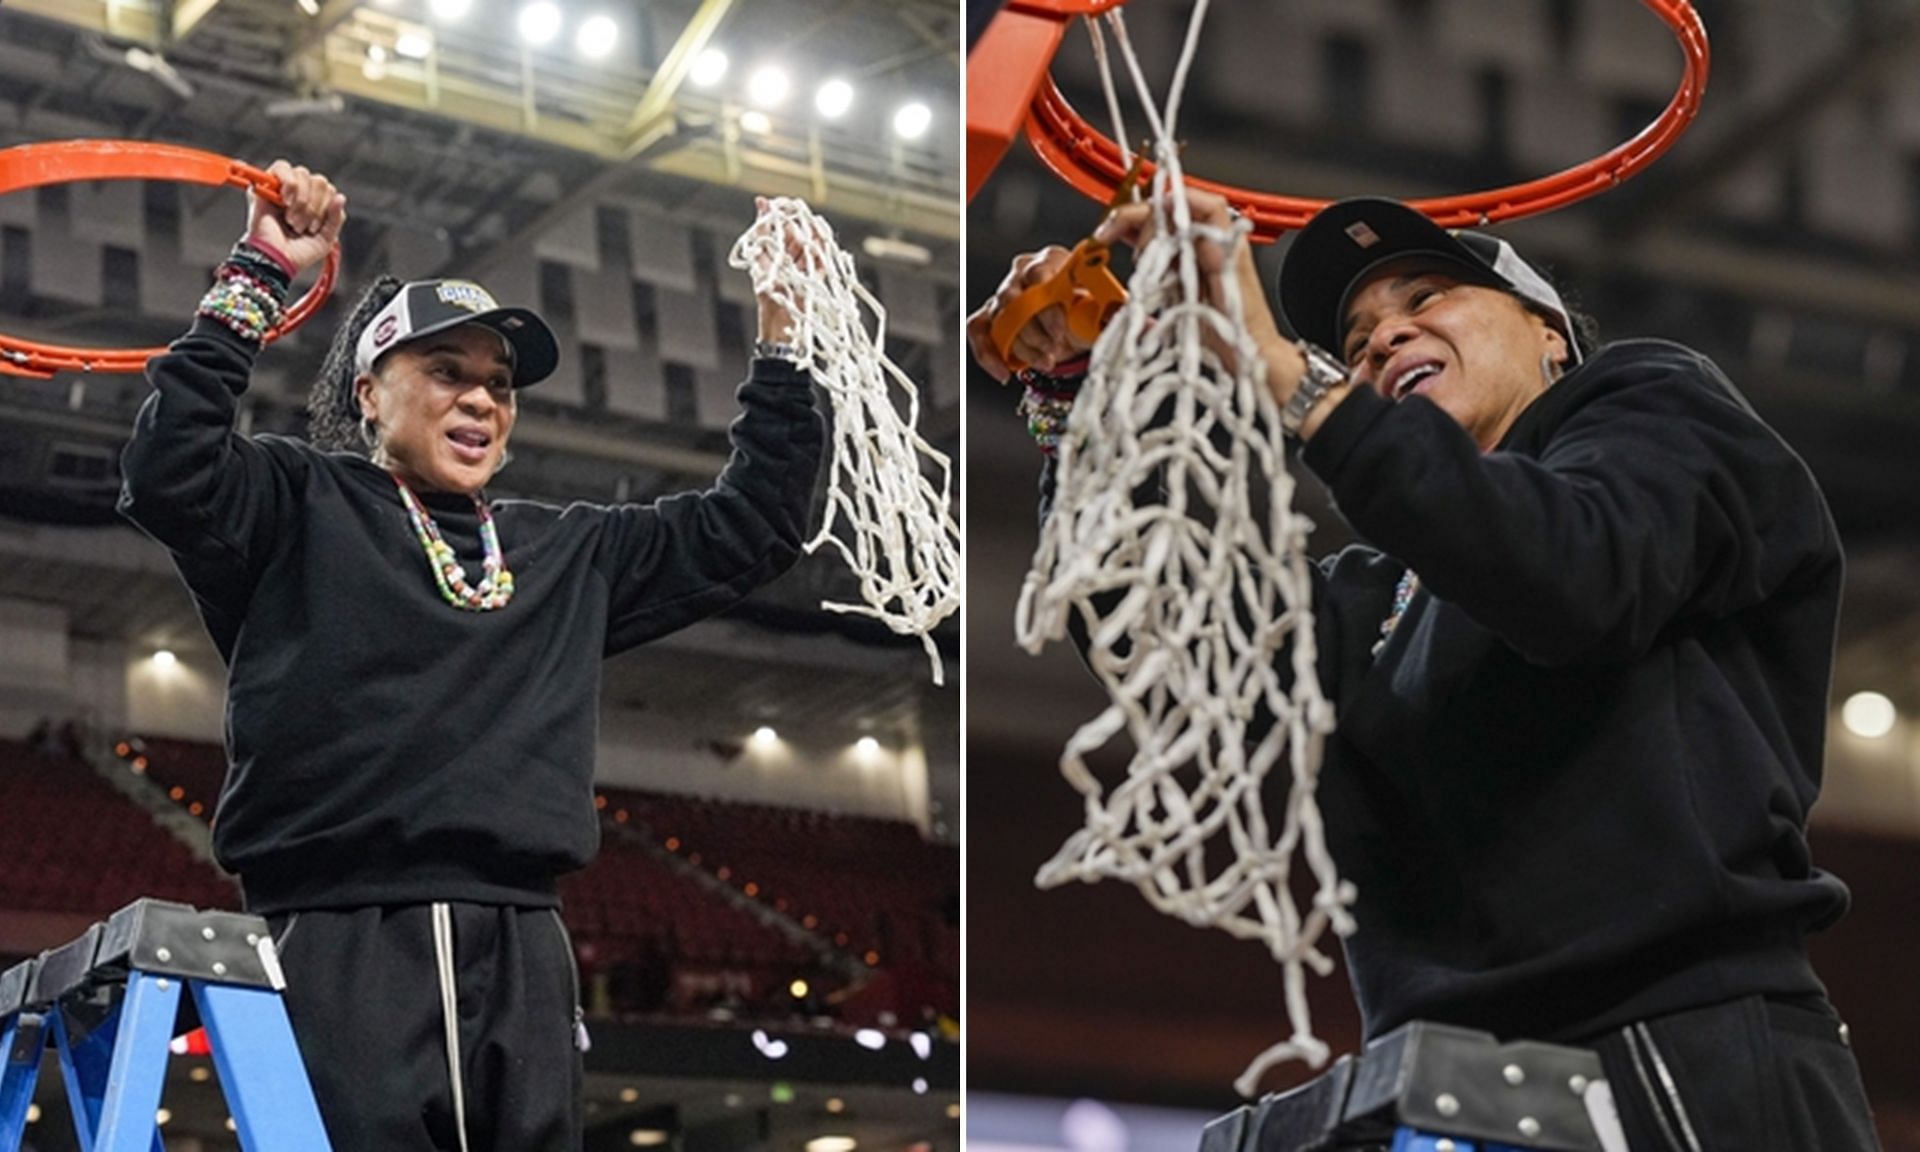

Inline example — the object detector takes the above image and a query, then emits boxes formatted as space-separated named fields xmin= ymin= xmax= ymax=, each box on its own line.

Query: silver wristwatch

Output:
xmin=753 ymin=339 xmax=800 ymax=362
xmin=1281 ymin=340 xmax=1348 ymax=439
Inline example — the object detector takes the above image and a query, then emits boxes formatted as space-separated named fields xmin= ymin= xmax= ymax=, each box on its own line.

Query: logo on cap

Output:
xmin=1345 ymin=222 xmax=1381 ymax=248
xmin=436 ymin=280 xmax=498 ymax=314
xmin=372 ymin=315 xmax=399 ymax=348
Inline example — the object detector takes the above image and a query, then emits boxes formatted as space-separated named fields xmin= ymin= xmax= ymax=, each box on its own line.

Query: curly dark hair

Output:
xmin=307 ymin=275 xmax=404 ymax=453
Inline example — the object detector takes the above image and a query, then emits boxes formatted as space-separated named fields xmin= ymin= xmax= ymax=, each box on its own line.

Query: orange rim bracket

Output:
xmin=0 ymin=139 xmax=341 ymax=378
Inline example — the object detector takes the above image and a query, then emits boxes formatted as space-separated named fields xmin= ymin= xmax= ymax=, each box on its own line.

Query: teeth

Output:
xmin=1391 ymin=364 xmax=1439 ymax=399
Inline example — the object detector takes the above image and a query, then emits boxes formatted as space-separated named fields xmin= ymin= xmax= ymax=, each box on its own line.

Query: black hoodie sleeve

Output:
xmin=1300 ymin=345 xmax=1837 ymax=668
xmin=594 ymin=358 xmax=826 ymax=653
xmin=118 ymin=320 xmax=304 ymax=628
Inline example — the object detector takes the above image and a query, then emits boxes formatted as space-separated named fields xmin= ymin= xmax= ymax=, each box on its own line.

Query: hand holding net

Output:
xmin=1014 ymin=2 xmax=1352 ymax=1094
xmin=730 ymin=200 xmax=961 ymax=684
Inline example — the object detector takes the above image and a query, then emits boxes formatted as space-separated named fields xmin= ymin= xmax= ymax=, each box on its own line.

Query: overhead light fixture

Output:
xmin=265 ymin=92 xmax=346 ymax=117
xmin=295 ymin=0 xmax=319 ymax=14
xmin=1842 ymin=691 xmax=1897 ymax=738
xmin=892 ymin=101 xmax=931 ymax=140
xmin=122 ymin=46 xmax=196 ymax=101
xmin=911 ymin=1078 xmax=928 ymax=1095
xmin=395 ymin=29 xmax=433 ymax=59
xmin=814 ymin=78 xmax=853 ymax=119
xmin=908 ymin=1031 xmax=932 ymax=1059
xmin=807 ymin=1139 xmax=856 ymax=1152
xmin=747 ymin=64 xmax=790 ymax=108
xmin=824 ymin=1098 xmax=845 ymax=1114
xmin=946 ymin=1104 xmax=961 ymax=1120
xmin=749 ymin=725 xmax=779 ymax=750
xmin=853 ymin=1028 xmax=884 ymax=1051
xmin=577 ymin=14 xmax=618 ymax=58
xmin=751 ymin=1029 xmax=790 ymax=1059
xmin=689 ymin=47 xmax=729 ymax=88
xmin=151 ymin=649 xmax=177 ymax=670
xmin=854 ymin=736 xmax=881 ymax=757
xmin=789 ymin=978 xmax=809 ymax=998
xmin=739 ymin=110 xmax=772 ymax=135
xmin=518 ymin=1 xmax=561 ymax=44
xmin=429 ymin=0 xmax=472 ymax=21
xmin=861 ymin=235 xmax=933 ymax=267
xmin=628 ymin=1131 xmax=670 ymax=1147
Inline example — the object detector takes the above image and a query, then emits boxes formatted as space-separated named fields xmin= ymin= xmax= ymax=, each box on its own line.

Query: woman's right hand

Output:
xmin=246 ymin=160 xmax=346 ymax=276
xmin=965 ymin=245 xmax=1090 ymax=383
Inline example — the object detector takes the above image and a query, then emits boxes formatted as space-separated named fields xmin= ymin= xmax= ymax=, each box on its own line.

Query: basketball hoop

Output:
xmin=0 ymin=140 xmax=341 ymax=379
xmin=969 ymin=0 xmax=1711 ymax=242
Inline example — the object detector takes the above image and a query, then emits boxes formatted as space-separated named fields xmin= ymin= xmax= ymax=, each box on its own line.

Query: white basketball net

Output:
xmin=730 ymin=201 xmax=961 ymax=685
xmin=1013 ymin=0 xmax=1353 ymax=1095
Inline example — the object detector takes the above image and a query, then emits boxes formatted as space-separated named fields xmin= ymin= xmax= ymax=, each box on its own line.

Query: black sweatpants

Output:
xmin=268 ymin=903 xmax=585 ymax=1152
xmin=1584 ymin=995 xmax=1881 ymax=1152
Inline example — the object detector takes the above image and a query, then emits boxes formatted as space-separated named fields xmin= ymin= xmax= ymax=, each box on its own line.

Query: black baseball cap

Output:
xmin=1279 ymin=197 xmax=1581 ymax=365
xmin=354 ymin=278 xmax=560 ymax=388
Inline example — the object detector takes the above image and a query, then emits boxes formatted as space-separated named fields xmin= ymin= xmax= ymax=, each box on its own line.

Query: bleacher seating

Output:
xmin=51 ymin=736 xmax=958 ymax=1023
xmin=601 ymin=788 xmax=960 ymax=988
xmin=0 ymin=739 xmax=237 ymax=914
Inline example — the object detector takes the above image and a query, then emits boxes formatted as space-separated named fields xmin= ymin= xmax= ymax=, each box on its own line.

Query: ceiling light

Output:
xmin=908 ymin=1031 xmax=931 ymax=1059
xmin=892 ymin=101 xmax=931 ymax=140
xmin=855 ymin=736 xmax=880 ymax=757
xmin=912 ymin=1078 xmax=928 ymax=1095
xmin=1842 ymin=691 xmax=1896 ymax=738
xmin=747 ymin=64 xmax=790 ymax=108
xmin=629 ymin=1131 xmax=669 ymax=1147
xmin=814 ymin=78 xmax=853 ymax=119
xmin=750 ymin=726 xmax=778 ymax=749
xmin=690 ymin=47 xmax=728 ymax=87
xmin=619 ymin=1087 xmax=640 ymax=1103
xmin=395 ymin=30 xmax=433 ymax=59
xmin=946 ymin=1104 xmax=961 ymax=1120
xmin=824 ymin=1098 xmax=845 ymax=1114
xmin=152 ymin=649 xmax=177 ymax=669
xmin=861 ymin=235 xmax=932 ymax=266
xmin=577 ymin=15 xmax=618 ymax=58
xmin=739 ymin=110 xmax=772 ymax=134
xmin=808 ymin=1139 xmax=856 ymax=1152
xmin=853 ymin=1028 xmax=884 ymax=1051
xmin=790 ymin=978 xmax=809 ymax=998
xmin=518 ymin=1 xmax=561 ymax=44
xmin=429 ymin=0 xmax=471 ymax=20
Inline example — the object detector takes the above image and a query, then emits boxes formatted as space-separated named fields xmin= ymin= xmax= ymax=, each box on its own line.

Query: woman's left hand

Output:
xmin=1093 ymin=188 xmax=1304 ymax=400
xmin=750 ymin=196 xmax=805 ymax=344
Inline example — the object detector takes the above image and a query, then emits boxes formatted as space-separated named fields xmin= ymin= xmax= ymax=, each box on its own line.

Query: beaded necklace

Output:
xmin=391 ymin=474 xmax=515 ymax=611
xmin=1371 ymin=569 xmax=1420 ymax=658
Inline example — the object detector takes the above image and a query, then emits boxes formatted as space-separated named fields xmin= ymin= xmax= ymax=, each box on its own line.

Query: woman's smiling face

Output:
xmin=356 ymin=323 xmax=518 ymax=494
xmin=1342 ymin=258 xmax=1570 ymax=452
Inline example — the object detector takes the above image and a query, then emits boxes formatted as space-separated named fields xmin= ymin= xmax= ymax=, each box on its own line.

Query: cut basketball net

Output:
xmin=1013 ymin=0 xmax=1349 ymax=1096
xmin=730 ymin=201 xmax=960 ymax=684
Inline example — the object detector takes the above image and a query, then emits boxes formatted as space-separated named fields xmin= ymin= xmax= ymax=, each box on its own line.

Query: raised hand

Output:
xmin=965 ymin=245 xmax=1087 ymax=383
xmin=247 ymin=160 xmax=345 ymax=276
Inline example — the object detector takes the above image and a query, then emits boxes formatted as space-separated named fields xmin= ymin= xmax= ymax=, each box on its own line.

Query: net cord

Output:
xmin=1013 ymin=0 xmax=1353 ymax=1095
xmin=729 ymin=202 xmax=961 ymax=684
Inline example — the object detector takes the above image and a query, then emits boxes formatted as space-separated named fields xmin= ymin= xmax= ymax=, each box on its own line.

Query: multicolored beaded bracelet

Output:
xmin=196 ymin=243 xmax=291 ymax=344
xmin=1014 ymin=356 xmax=1088 ymax=456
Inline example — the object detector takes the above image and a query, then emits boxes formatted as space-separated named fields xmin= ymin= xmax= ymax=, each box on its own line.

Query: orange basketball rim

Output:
xmin=0 ymin=140 xmax=341 ymax=378
xmin=967 ymin=0 xmax=1712 ymax=242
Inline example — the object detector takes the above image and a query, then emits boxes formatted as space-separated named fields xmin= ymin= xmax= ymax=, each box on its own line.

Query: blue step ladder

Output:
xmin=0 ymin=898 xmax=333 ymax=1152
xmin=1199 ymin=1021 xmax=1615 ymax=1152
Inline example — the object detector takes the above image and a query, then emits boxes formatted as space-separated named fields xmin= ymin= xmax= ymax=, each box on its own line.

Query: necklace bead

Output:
xmin=1372 ymin=568 xmax=1420 ymax=658
xmin=392 ymin=474 xmax=515 ymax=612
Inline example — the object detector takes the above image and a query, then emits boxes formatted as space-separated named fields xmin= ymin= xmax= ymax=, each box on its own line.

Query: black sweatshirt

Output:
xmin=1044 ymin=339 xmax=1849 ymax=1045
xmin=120 ymin=320 xmax=824 ymax=915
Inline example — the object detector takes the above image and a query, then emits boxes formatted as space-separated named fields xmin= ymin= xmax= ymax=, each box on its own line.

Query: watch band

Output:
xmin=1281 ymin=340 xmax=1348 ymax=438
xmin=753 ymin=339 xmax=800 ymax=362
